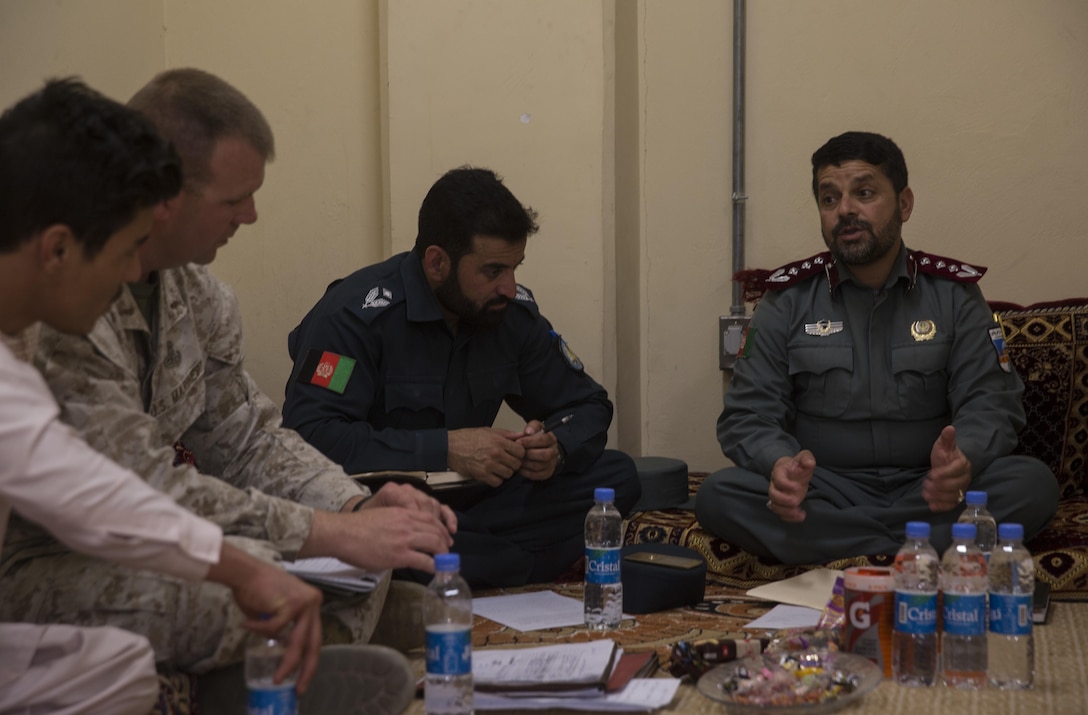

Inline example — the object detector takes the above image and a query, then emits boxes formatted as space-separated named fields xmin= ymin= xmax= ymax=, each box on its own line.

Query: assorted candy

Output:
xmin=717 ymin=649 xmax=863 ymax=706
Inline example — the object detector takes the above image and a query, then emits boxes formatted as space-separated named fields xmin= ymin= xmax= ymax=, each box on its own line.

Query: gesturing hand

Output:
xmin=767 ymin=450 xmax=816 ymax=523
xmin=924 ymin=425 xmax=972 ymax=512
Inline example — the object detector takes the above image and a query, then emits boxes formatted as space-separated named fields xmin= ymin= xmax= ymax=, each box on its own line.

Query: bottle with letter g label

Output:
xmin=843 ymin=566 xmax=895 ymax=677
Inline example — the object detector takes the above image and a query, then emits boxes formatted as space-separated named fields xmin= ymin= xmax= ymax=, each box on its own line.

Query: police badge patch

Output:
xmin=550 ymin=330 xmax=584 ymax=371
xmin=989 ymin=325 xmax=1012 ymax=373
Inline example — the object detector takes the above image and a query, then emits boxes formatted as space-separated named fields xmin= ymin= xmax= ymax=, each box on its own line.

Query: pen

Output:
xmin=542 ymin=413 xmax=574 ymax=433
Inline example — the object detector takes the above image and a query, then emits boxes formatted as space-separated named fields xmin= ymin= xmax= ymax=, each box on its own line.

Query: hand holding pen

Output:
xmin=516 ymin=413 xmax=574 ymax=480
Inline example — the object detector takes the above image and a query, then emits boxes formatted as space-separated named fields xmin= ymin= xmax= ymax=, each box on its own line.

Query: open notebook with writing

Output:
xmin=351 ymin=470 xmax=473 ymax=493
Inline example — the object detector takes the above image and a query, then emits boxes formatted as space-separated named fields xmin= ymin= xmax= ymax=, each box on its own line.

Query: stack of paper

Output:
xmin=283 ymin=557 xmax=383 ymax=595
xmin=470 ymin=640 xmax=679 ymax=711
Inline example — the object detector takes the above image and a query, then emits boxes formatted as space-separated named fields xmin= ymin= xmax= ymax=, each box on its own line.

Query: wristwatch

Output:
xmin=554 ymin=443 xmax=568 ymax=475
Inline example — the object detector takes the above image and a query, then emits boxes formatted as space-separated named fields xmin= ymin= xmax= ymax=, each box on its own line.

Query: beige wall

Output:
xmin=1 ymin=1 xmax=1085 ymax=472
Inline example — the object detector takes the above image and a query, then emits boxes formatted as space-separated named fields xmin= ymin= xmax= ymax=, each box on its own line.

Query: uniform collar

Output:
xmin=400 ymin=250 xmax=447 ymax=323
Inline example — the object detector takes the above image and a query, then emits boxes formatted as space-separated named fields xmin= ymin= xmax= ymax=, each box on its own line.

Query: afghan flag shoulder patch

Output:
xmin=297 ymin=348 xmax=356 ymax=394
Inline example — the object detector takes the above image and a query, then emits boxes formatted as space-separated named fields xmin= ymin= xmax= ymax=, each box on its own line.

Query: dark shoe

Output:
xmin=369 ymin=580 xmax=426 ymax=653
xmin=300 ymin=644 xmax=414 ymax=715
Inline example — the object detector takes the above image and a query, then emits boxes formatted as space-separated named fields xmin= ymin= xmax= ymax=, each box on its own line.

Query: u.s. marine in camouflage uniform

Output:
xmin=695 ymin=131 xmax=1058 ymax=562
xmin=0 ymin=69 xmax=454 ymax=672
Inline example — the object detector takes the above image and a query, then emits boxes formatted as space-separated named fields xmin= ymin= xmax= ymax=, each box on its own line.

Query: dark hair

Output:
xmin=811 ymin=131 xmax=909 ymax=199
xmin=414 ymin=166 xmax=539 ymax=263
xmin=0 ymin=78 xmax=183 ymax=257
xmin=128 ymin=68 xmax=274 ymax=189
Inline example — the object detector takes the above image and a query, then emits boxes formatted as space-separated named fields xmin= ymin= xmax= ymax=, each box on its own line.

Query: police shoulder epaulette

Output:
xmin=509 ymin=284 xmax=541 ymax=314
xmin=909 ymin=250 xmax=987 ymax=283
xmin=743 ymin=252 xmax=833 ymax=292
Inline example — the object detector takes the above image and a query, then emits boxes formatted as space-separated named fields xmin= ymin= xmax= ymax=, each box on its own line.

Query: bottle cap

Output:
xmin=905 ymin=521 xmax=930 ymax=539
xmin=594 ymin=487 xmax=615 ymax=502
xmin=952 ymin=522 xmax=976 ymax=540
xmin=964 ymin=490 xmax=987 ymax=506
xmin=434 ymin=553 xmax=460 ymax=572
xmin=998 ymin=523 xmax=1024 ymax=541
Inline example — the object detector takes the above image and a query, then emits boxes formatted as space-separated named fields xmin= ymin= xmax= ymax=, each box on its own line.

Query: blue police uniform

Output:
xmin=283 ymin=251 xmax=639 ymax=586
xmin=696 ymin=245 xmax=1058 ymax=562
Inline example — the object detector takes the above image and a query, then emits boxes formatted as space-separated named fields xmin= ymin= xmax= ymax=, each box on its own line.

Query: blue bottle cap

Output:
xmin=594 ymin=487 xmax=615 ymax=502
xmin=964 ymin=490 xmax=987 ymax=506
xmin=435 ymin=553 xmax=460 ymax=572
xmin=998 ymin=523 xmax=1024 ymax=541
xmin=952 ymin=522 xmax=976 ymax=540
xmin=905 ymin=521 xmax=931 ymax=538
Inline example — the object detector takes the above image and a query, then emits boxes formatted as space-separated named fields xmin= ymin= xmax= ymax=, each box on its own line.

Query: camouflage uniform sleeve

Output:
xmin=178 ymin=269 xmax=368 ymax=513
xmin=34 ymin=304 xmax=317 ymax=558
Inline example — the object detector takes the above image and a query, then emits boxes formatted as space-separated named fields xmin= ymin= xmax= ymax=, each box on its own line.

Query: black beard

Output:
xmin=434 ymin=271 xmax=509 ymax=330
xmin=825 ymin=207 xmax=902 ymax=266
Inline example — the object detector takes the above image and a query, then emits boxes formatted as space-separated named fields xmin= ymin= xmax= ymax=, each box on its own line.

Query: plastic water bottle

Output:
xmin=941 ymin=522 xmax=988 ymax=689
xmin=584 ymin=487 xmax=622 ymax=630
xmin=988 ymin=523 xmax=1034 ymax=689
xmin=892 ymin=521 xmax=940 ymax=686
xmin=245 ymin=628 xmax=298 ymax=715
xmin=424 ymin=552 xmax=473 ymax=715
xmin=958 ymin=491 xmax=997 ymax=563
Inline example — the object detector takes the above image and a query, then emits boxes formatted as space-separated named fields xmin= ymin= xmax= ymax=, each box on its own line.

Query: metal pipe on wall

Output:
xmin=729 ymin=0 xmax=747 ymax=316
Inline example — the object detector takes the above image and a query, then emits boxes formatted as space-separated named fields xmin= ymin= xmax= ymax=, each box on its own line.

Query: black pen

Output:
xmin=542 ymin=413 xmax=574 ymax=433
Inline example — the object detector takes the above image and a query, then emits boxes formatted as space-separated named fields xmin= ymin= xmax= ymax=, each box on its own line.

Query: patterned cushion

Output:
xmin=152 ymin=671 xmax=198 ymax=715
xmin=998 ymin=302 xmax=1088 ymax=499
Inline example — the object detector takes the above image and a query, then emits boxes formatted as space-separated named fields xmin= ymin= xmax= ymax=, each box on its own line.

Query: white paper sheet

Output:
xmin=474 ymin=678 xmax=681 ymax=711
xmin=742 ymin=604 xmax=823 ymax=631
xmin=473 ymin=639 xmax=616 ymax=688
xmin=473 ymin=590 xmax=587 ymax=631
xmin=283 ymin=557 xmax=382 ymax=593
xmin=745 ymin=568 xmax=842 ymax=611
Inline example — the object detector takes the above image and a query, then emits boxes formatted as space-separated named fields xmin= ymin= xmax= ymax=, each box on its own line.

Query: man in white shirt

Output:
xmin=0 ymin=79 xmax=329 ymax=715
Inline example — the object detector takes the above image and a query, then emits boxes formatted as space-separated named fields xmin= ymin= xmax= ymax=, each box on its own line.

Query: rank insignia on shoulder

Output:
xmin=361 ymin=286 xmax=393 ymax=309
xmin=515 ymin=285 xmax=535 ymax=304
xmin=297 ymin=348 xmax=356 ymax=393
xmin=908 ymin=250 xmax=987 ymax=283
xmin=804 ymin=320 xmax=843 ymax=337
xmin=550 ymin=330 xmax=584 ymax=371
xmin=989 ymin=326 xmax=1012 ymax=373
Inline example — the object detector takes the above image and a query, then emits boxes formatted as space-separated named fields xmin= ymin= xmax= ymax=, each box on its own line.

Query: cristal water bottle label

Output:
xmin=247 ymin=683 xmax=297 ymax=715
xmin=585 ymin=547 xmax=621 ymax=585
xmin=893 ymin=590 xmax=938 ymax=634
xmin=426 ymin=627 xmax=472 ymax=676
xmin=989 ymin=593 xmax=1032 ymax=636
xmin=942 ymin=593 xmax=986 ymax=636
